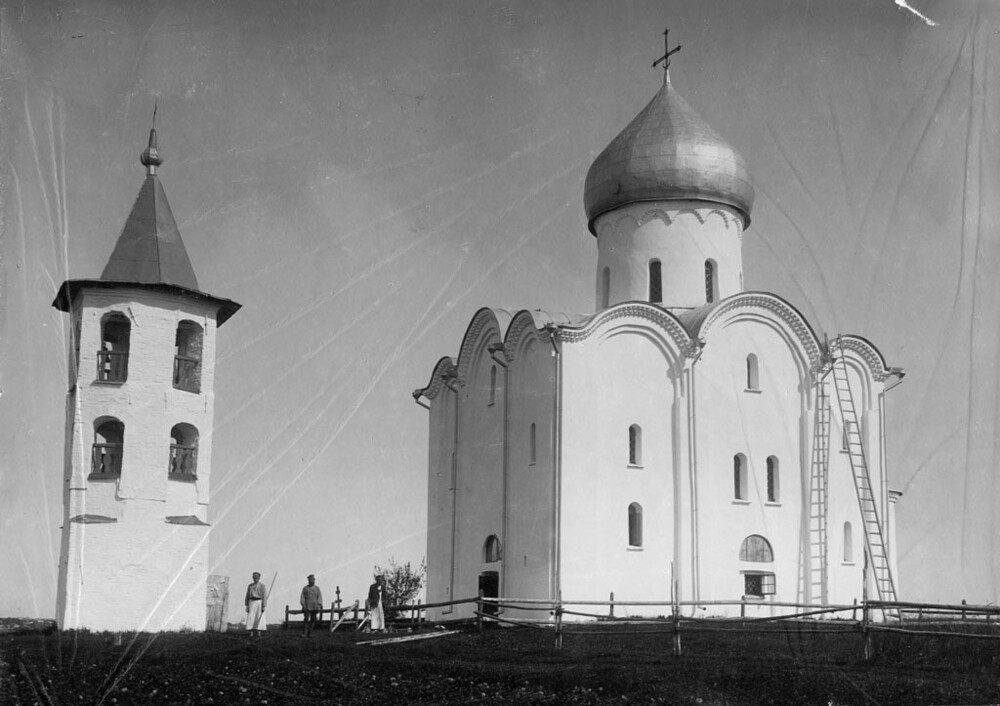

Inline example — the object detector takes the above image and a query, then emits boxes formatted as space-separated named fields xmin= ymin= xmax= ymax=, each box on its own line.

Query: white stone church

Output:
xmin=415 ymin=67 xmax=904 ymax=620
xmin=52 ymin=128 xmax=239 ymax=631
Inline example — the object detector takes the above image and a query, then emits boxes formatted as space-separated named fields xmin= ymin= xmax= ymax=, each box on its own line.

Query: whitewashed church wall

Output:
xmin=593 ymin=201 xmax=744 ymax=309
xmin=691 ymin=318 xmax=807 ymax=616
xmin=424 ymin=386 xmax=457 ymax=620
xmin=449 ymin=342 xmax=505 ymax=618
xmin=503 ymin=335 xmax=557 ymax=614
xmin=558 ymin=331 xmax=677 ymax=615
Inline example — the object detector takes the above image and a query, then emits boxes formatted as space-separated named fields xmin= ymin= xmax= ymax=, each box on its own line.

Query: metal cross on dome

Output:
xmin=651 ymin=27 xmax=682 ymax=77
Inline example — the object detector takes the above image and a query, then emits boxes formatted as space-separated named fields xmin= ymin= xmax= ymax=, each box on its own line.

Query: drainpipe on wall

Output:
xmin=544 ymin=324 xmax=562 ymax=609
xmin=442 ymin=368 xmax=461 ymax=614
xmin=488 ymin=343 xmax=509 ymax=610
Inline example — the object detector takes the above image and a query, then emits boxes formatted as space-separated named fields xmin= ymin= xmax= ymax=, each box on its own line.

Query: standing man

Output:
xmin=299 ymin=574 xmax=323 ymax=638
xmin=366 ymin=575 xmax=386 ymax=632
xmin=245 ymin=571 xmax=267 ymax=638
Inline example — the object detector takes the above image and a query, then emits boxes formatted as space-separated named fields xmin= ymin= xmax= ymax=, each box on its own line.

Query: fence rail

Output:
xmin=282 ymin=592 xmax=1000 ymax=659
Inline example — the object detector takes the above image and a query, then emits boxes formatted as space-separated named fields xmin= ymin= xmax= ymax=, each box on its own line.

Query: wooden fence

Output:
xmin=284 ymin=591 xmax=1000 ymax=660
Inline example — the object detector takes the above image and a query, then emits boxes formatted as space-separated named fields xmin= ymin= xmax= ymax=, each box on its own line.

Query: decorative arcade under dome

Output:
xmin=52 ymin=116 xmax=240 ymax=632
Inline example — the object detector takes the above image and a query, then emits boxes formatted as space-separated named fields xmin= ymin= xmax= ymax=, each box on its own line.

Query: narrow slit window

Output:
xmin=766 ymin=456 xmax=779 ymax=502
xmin=733 ymin=453 xmax=748 ymax=500
xmin=648 ymin=260 xmax=662 ymax=304
xmin=705 ymin=259 xmax=718 ymax=303
xmin=746 ymin=353 xmax=759 ymax=391
xmin=529 ymin=423 xmax=537 ymax=465
xmin=628 ymin=503 xmax=643 ymax=547
xmin=843 ymin=522 xmax=854 ymax=563
xmin=628 ymin=424 xmax=642 ymax=466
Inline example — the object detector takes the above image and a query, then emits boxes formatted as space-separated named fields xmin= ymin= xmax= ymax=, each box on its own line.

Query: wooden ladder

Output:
xmin=807 ymin=380 xmax=831 ymax=605
xmin=831 ymin=340 xmax=898 ymax=616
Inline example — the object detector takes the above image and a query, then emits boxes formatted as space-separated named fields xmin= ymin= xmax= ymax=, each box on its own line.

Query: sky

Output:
xmin=1 ymin=0 xmax=998 ymax=620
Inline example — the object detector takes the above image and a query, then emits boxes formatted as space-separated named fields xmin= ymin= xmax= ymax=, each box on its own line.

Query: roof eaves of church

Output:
xmin=413 ymin=356 xmax=457 ymax=402
xmin=52 ymin=278 xmax=242 ymax=326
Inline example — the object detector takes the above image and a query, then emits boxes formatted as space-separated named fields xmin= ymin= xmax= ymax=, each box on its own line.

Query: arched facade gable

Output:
xmin=595 ymin=206 xmax=742 ymax=240
xmin=503 ymin=310 xmax=559 ymax=362
xmin=413 ymin=356 xmax=456 ymax=401
xmin=836 ymin=335 xmax=892 ymax=384
xmin=694 ymin=292 xmax=823 ymax=377
xmin=455 ymin=308 xmax=511 ymax=386
xmin=557 ymin=302 xmax=693 ymax=365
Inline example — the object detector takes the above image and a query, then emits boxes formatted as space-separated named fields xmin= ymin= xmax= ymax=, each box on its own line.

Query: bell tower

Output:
xmin=52 ymin=122 xmax=240 ymax=631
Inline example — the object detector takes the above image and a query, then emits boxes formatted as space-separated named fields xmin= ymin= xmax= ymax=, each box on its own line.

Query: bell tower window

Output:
xmin=98 ymin=313 xmax=130 ymax=383
xmin=169 ymin=423 xmax=199 ymax=481
xmin=173 ymin=320 xmax=204 ymax=393
xmin=91 ymin=418 xmax=124 ymax=479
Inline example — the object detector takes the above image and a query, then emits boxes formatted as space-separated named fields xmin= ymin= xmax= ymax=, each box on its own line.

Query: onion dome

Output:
xmin=584 ymin=76 xmax=754 ymax=233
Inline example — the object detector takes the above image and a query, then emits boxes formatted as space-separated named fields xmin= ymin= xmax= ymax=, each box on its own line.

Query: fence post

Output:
xmin=477 ymin=590 xmax=484 ymax=633
xmin=335 ymin=585 xmax=342 ymax=612
xmin=609 ymin=591 xmax=615 ymax=619
xmin=555 ymin=592 xmax=564 ymax=650
xmin=852 ymin=598 xmax=858 ymax=622
xmin=284 ymin=605 xmax=289 ymax=629
xmin=671 ymin=567 xmax=681 ymax=657
xmin=740 ymin=597 xmax=746 ymax=619
xmin=862 ymin=556 xmax=873 ymax=662
xmin=962 ymin=599 xmax=967 ymax=621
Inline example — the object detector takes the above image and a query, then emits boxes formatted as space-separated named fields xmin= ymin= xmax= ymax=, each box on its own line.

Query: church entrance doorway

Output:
xmin=478 ymin=571 xmax=499 ymax=615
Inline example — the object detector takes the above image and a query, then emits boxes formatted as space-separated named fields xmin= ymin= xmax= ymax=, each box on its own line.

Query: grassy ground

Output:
xmin=3 ymin=620 xmax=1000 ymax=705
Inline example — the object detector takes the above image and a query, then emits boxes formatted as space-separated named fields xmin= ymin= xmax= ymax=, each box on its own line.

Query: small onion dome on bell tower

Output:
xmin=140 ymin=127 xmax=163 ymax=175
xmin=583 ymin=73 xmax=754 ymax=234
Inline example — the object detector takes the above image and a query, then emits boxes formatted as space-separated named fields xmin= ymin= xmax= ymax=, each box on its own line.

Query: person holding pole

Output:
xmin=300 ymin=574 xmax=323 ymax=638
xmin=366 ymin=575 xmax=386 ymax=632
xmin=245 ymin=571 xmax=268 ymax=638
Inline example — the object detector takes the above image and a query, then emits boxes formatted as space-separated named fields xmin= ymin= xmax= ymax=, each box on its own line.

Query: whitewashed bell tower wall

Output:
xmin=58 ymin=286 xmax=219 ymax=632
xmin=593 ymin=201 xmax=745 ymax=310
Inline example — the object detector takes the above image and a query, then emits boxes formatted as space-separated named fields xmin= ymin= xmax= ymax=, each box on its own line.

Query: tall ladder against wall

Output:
xmin=807 ymin=380 xmax=831 ymax=605
xmin=830 ymin=339 xmax=898 ymax=615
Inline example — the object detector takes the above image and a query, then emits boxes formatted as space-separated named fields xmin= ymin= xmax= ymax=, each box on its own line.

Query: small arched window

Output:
xmin=483 ymin=534 xmax=502 ymax=563
xmin=648 ymin=260 xmax=662 ymax=304
xmin=98 ymin=313 xmax=130 ymax=383
xmin=746 ymin=353 xmax=759 ymax=391
xmin=628 ymin=503 xmax=643 ymax=547
xmin=733 ymin=453 xmax=748 ymax=500
xmin=92 ymin=418 xmax=124 ymax=478
xmin=628 ymin=424 xmax=642 ymax=466
xmin=739 ymin=535 xmax=774 ymax=562
xmin=174 ymin=321 xmax=204 ymax=393
xmin=488 ymin=365 xmax=497 ymax=405
xmin=529 ymin=423 xmax=537 ymax=465
xmin=766 ymin=456 xmax=779 ymax=502
xmin=169 ymin=423 xmax=199 ymax=481
xmin=705 ymin=259 xmax=718 ymax=303
xmin=600 ymin=266 xmax=611 ymax=309
xmin=843 ymin=522 xmax=854 ymax=563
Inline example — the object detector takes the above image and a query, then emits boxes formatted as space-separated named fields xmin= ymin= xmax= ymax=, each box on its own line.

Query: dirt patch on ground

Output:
xmin=3 ymin=622 xmax=999 ymax=704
